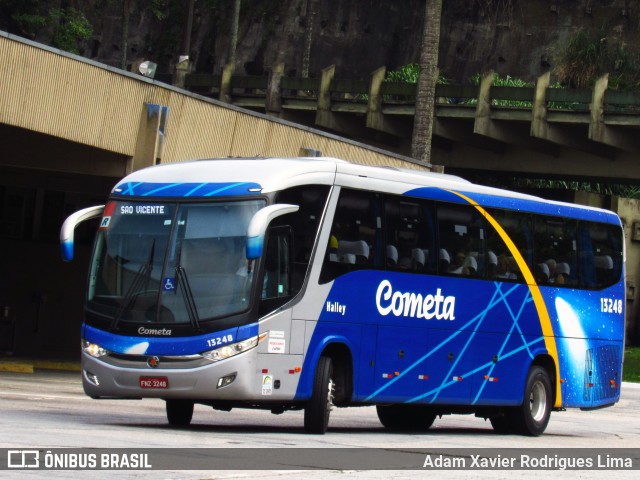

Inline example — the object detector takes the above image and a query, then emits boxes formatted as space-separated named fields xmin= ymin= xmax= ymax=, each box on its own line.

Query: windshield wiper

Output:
xmin=175 ymin=265 xmax=202 ymax=332
xmin=110 ymin=239 xmax=155 ymax=330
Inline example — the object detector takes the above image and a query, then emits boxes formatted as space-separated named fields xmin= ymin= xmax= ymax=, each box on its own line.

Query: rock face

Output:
xmin=280 ymin=0 xmax=638 ymax=83
xmin=438 ymin=0 xmax=640 ymax=83
xmin=3 ymin=0 xmax=638 ymax=82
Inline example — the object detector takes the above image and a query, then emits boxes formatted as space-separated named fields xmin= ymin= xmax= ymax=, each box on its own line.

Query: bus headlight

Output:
xmin=82 ymin=340 xmax=109 ymax=358
xmin=202 ymin=336 xmax=259 ymax=362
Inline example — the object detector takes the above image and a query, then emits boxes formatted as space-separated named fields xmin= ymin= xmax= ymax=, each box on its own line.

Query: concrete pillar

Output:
xmin=588 ymin=74 xmax=640 ymax=151
xmin=314 ymin=64 xmax=337 ymax=129
xmin=531 ymin=72 xmax=551 ymax=139
xmin=366 ymin=66 xmax=386 ymax=129
xmin=366 ymin=66 xmax=407 ymax=137
xmin=220 ymin=63 xmax=235 ymax=103
xmin=131 ymin=103 xmax=169 ymax=173
xmin=316 ymin=65 xmax=335 ymax=114
xmin=173 ymin=55 xmax=191 ymax=88
xmin=266 ymin=63 xmax=284 ymax=116
xmin=473 ymin=70 xmax=494 ymax=136
xmin=589 ymin=74 xmax=608 ymax=144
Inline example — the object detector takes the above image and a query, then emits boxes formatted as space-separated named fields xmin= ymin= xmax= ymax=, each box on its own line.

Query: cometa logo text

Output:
xmin=138 ymin=327 xmax=173 ymax=336
xmin=376 ymin=279 xmax=456 ymax=320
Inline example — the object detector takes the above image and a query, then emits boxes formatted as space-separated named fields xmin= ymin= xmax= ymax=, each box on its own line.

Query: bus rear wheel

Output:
xmin=166 ymin=399 xmax=194 ymax=426
xmin=376 ymin=405 xmax=436 ymax=431
xmin=510 ymin=366 xmax=552 ymax=436
xmin=304 ymin=356 xmax=334 ymax=434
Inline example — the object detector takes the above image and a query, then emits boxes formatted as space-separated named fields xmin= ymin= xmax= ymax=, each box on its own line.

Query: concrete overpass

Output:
xmin=171 ymin=64 xmax=640 ymax=183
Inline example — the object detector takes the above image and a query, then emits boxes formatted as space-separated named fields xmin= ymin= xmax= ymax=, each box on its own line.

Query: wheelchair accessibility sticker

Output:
xmin=162 ymin=277 xmax=175 ymax=292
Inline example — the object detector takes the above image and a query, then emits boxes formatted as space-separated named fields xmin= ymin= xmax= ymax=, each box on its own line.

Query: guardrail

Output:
xmin=158 ymin=65 xmax=640 ymax=114
xmin=156 ymin=65 xmax=640 ymax=152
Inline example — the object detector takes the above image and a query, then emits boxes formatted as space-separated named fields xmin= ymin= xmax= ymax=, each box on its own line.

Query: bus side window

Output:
xmin=580 ymin=221 xmax=623 ymax=289
xmin=274 ymin=185 xmax=330 ymax=294
xmin=533 ymin=216 xmax=578 ymax=287
xmin=259 ymin=226 xmax=293 ymax=316
xmin=319 ymin=189 xmax=381 ymax=284
xmin=484 ymin=209 xmax=531 ymax=283
xmin=436 ymin=203 xmax=485 ymax=277
xmin=384 ymin=196 xmax=435 ymax=273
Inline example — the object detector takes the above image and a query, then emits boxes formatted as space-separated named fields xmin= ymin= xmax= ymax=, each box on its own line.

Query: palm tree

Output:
xmin=121 ymin=0 xmax=134 ymax=69
xmin=182 ymin=0 xmax=195 ymax=58
xmin=229 ymin=0 xmax=241 ymax=68
xmin=301 ymin=0 xmax=317 ymax=78
xmin=411 ymin=0 xmax=443 ymax=165
xmin=219 ymin=0 xmax=241 ymax=102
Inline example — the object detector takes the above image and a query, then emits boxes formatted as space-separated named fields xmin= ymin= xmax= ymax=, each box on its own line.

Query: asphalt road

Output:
xmin=0 ymin=370 xmax=639 ymax=479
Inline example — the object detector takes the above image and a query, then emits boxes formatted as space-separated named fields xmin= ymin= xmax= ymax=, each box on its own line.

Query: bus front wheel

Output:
xmin=304 ymin=356 xmax=334 ymax=434
xmin=166 ymin=399 xmax=194 ymax=426
xmin=510 ymin=366 xmax=552 ymax=436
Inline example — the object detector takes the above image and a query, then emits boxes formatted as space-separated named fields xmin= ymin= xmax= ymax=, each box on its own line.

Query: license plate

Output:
xmin=139 ymin=376 xmax=169 ymax=389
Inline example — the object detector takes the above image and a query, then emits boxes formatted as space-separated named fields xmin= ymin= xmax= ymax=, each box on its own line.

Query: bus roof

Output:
xmin=111 ymin=157 xmax=621 ymax=225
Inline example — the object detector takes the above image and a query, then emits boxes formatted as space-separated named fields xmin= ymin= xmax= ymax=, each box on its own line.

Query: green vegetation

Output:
xmin=624 ymin=347 xmax=640 ymax=383
xmin=385 ymin=63 xmax=420 ymax=83
xmin=150 ymin=0 xmax=168 ymax=21
xmin=49 ymin=8 xmax=93 ymax=54
xmin=465 ymin=72 xmax=576 ymax=109
xmin=464 ymin=73 xmax=532 ymax=107
xmin=385 ymin=63 xmax=449 ymax=86
xmin=555 ymin=26 xmax=640 ymax=90
xmin=0 ymin=1 xmax=92 ymax=54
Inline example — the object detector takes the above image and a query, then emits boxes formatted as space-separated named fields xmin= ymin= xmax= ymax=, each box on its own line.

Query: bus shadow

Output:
xmin=107 ymin=421 xmax=579 ymax=438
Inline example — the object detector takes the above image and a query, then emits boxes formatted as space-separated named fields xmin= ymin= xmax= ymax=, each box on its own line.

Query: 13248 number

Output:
xmin=601 ymin=297 xmax=623 ymax=314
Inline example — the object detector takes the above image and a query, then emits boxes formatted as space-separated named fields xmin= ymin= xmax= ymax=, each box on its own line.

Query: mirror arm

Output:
xmin=60 ymin=205 xmax=105 ymax=261
xmin=246 ymin=204 xmax=299 ymax=259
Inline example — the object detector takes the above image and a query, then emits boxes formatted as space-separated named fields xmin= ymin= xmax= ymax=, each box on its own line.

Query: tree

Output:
xmin=49 ymin=7 xmax=93 ymax=55
xmin=301 ymin=0 xmax=317 ymax=78
xmin=228 ymin=0 xmax=241 ymax=67
xmin=1 ymin=1 xmax=92 ymax=54
xmin=121 ymin=0 xmax=134 ymax=69
xmin=182 ymin=0 xmax=195 ymax=57
xmin=411 ymin=0 xmax=442 ymax=165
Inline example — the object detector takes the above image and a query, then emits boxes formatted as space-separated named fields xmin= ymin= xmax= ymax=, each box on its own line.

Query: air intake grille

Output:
xmin=583 ymin=344 xmax=621 ymax=403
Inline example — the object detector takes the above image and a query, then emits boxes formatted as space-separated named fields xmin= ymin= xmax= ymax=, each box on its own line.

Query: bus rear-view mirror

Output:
xmin=60 ymin=205 xmax=105 ymax=262
xmin=246 ymin=204 xmax=299 ymax=259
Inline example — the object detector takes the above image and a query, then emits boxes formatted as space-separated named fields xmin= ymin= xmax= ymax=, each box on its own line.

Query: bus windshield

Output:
xmin=87 ymin=199 xmax=265 ymax=325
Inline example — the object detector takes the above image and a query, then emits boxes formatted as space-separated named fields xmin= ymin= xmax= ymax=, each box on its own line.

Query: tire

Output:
xmin=304 ymin=356 xmax=334 ymax=434
xmin=166 ymin=399 xmax=194 ymax=426
xmin=510 ymin=366 xmax=552 ymax=436
xmin=489 ymin=414 xmax=512 ymax=434
xmin=376 ymin=404 xmax=436 ymax=431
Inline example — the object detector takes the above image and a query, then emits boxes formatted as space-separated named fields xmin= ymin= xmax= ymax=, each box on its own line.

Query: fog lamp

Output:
xmin=217 ymin=373 xmax=237 ymax=389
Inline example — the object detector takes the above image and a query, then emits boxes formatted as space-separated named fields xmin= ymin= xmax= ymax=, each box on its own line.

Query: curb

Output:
xmin=33 ymin=359 xmax=81 ymax=372
xmin=0 ymin=360 xmax=34 ymax=373
xmin=0 ymin=358 xmax=80 ymax=373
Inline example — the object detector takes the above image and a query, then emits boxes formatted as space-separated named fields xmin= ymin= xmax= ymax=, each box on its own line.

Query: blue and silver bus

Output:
xmin=61 ymin=157 xmax=625 ymax=435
